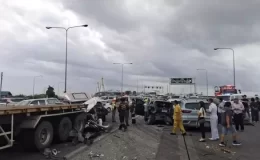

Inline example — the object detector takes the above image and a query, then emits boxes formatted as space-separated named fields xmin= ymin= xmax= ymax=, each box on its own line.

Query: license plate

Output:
xmin=162 ymin=109 xmax=167 ymax=113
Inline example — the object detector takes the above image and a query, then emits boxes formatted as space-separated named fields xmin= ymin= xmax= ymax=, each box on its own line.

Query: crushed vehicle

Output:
xmin=145 ymin=100 xmax=173 ymax=125
xmin=70 ymin=97 xmax=110 ymax=145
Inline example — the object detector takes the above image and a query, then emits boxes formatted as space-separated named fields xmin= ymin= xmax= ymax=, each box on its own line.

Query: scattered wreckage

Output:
xmin=70 ymin=97 xmax=111 ymax=145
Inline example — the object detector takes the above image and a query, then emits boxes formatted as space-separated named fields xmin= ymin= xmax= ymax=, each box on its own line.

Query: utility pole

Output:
xmin=0 ymin=72 xmax=3 ymax=99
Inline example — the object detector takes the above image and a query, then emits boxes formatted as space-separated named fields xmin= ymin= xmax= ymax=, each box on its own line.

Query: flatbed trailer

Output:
xmin=0 ymin=104 xmax=86 ymax=150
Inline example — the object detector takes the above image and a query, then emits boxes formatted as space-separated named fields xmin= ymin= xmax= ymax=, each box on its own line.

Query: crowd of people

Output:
xmin=171 ymin=95 xmax=260 ymax=147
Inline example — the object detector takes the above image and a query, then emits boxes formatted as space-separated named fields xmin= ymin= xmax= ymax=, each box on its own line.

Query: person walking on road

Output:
xmin=118 ymin=98 xmax=129 ymax=131
xmin=208 ymin=98 xmax=219 ymax=140
xmin=130 ymin=99 xmax=136 ymax=124
xmin=124 ymin=98 xmax=130 ymax=126
xmin=144 ymin=98 xmax=149 ymax=121
xmin=232 ymin=98 xmax=245 ymax=131
xmin=219 ymin=102 xmax=241 ymax=146
xmin=250 ymin=98 xmax=259 ymax=123
xmin=198 ymin=101 xmax=206 ymax=142
xmin=171 ymin=100 xmax=186 ymax=136
xmin=111 ymin=98 xmax=117 ymax=122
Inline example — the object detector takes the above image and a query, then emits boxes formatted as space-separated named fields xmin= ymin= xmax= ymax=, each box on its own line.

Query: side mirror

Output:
xmin=29 ymin=104 xmax=34 ymax=106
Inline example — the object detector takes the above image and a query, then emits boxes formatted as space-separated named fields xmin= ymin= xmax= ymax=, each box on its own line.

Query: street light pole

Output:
xmin=113 ymin=63 xmax=133 ymax=93
xmin=197 ymin=69 xmax=208 ymax=97
xmin=214 ymin=48 xmax=235 ymax=86
xmin=46 ymin=24 xmax=88 ymax=93
xmin=33 ymin=75 xmax=43 ymax=98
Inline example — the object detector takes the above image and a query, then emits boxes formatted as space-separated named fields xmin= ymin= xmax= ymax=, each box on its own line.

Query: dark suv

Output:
xmin=145 ymin=100 xmax=173 ymax=125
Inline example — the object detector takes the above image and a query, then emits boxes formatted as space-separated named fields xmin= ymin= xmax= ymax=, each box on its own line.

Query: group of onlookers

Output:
xmin=197 ymin=95 xmax=260 ymax=146
xmin=198 ymin=98 xmax=242 ymax=146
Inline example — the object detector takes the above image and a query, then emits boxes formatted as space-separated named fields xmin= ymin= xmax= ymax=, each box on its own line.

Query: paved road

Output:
xmin=0 ymin=113 xmax=115 ymax=160
xmin=71 ymin=117 xmax=260 ymax=160
xmin=1 ymin=113 xmax=259 ymax=160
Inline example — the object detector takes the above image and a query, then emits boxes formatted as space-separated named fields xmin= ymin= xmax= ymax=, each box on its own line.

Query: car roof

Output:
xmin=152 ymin=100 xmax=172 ymax=103
xmin=168 ymin=98 xmax=182 ymax=101
xmin=182 ymin=99 xmax=208 ymax=103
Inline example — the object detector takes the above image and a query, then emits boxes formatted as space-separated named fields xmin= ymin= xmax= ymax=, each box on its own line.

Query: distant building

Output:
xmin=0 ymin=91 xmax=12 ymax=98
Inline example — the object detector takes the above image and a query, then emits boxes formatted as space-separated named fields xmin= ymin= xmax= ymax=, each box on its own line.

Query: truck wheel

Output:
xmin=74 ymin=113 xmax=86 ymax=131
xmin=58 ymin=117 xmax=72 ymax=142
xmin=34 ymin=121 xmax=53 ymax=150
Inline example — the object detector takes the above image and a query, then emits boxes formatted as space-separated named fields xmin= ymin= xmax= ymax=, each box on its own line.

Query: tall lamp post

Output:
xmin=214 ymin=48 xmax=235 ymax=86
xmin=197 ymin=69 xmax=208 ymax=97
xmin=33 ymin=75 xmax=43 ymax=98
xmin=113 ymin=63 xmax=133 ymax=93
xmin=46 ymin=24 xmax=88 ymax=93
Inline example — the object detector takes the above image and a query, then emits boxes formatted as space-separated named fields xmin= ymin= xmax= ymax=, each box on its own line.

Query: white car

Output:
xmin=84 ymin=97 xmax=112 ymax=113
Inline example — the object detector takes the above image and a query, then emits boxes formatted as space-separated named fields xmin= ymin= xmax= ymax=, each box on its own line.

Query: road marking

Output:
xmin=177 ymin=136 xmax=189 ymax=160
xmin=184 ymin=135 xmax=200 ymax=160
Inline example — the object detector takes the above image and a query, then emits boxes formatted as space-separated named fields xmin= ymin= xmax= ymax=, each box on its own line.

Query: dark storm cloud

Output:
xmin=1 ymin=0 xmax=260 ymax=94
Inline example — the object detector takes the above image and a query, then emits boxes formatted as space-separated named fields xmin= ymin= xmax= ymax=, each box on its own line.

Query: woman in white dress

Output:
xmin=208 ymin=98 xmax=219 ymax=140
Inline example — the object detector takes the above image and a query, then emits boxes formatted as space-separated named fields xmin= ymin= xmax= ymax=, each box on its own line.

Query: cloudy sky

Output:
xmin=1 ymin=0 xmax=260 ymax=96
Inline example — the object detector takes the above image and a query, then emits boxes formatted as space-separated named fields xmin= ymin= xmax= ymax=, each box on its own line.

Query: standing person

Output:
xmin=232 ymin=98 xmax=245 ymax=131
xmin=208 ymin=98 xmax=219 ymax=140
xmin=250 ymin=98 xmax=259 ymax=123
xmin=171 ymin=100 xmax=186 ymax=135
xmin=118 ymin=98 xmax=128 ymax=131
xmin=218 ymin=97 xmax=225 ymax=124
xmin=130 ymin=99 xmax=136 ymax=124
xmin=241 ymin=95 xmax=250 ymax=123
xmin=111 ymin=98 xmax=117 ymax=122
xmin=219 ymin=102 xmax=241 ymax=146
xmin=198 ymin=101 xmax=206 ymax=142
xmin=124 ymin=98 xmax=130 ymax=126
xmin=144 ymin=98 xmax=149 ymax=121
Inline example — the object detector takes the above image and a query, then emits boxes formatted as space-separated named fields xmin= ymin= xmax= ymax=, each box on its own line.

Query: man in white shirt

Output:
xmin=208 ymin=98 xmax=219 ymax=140
xmin=232 ymin=98 xmax=245 ymax=131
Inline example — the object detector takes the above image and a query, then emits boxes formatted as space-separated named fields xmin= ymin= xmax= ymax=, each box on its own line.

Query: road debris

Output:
xmin=43 ymin=148 xmax=61 ymax=159
xmin=88 ymin=151 xmax=105 ymax=158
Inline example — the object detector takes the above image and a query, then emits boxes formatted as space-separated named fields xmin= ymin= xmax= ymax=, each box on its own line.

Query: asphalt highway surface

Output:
xmin=1 ymin=113 xmax=260 ymax=160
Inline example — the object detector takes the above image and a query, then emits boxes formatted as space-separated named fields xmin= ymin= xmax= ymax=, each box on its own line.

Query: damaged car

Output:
xmin=145 ymin=100 xmax=173 ymax=125
xmin=70 ymin=97 xmax=110 ymax=145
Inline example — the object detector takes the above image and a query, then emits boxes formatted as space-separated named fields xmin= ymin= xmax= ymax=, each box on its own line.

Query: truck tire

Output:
xmin=58 ymin=117 xmax=72 ymax=142
xmin=73 ymin=113 xmax=86 ymax=131
xmin=34 ymin=121 xmax=53 ymax=150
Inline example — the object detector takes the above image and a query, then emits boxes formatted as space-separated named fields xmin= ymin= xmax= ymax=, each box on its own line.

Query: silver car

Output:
xmin=180 ymin=99 xmax=211 ymax=128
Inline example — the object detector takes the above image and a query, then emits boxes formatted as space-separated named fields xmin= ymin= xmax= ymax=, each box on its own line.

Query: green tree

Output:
xmin=46 ymin=86 xmax=56 ymax=98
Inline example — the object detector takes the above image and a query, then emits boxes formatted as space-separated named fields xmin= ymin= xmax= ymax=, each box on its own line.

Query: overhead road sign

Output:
xmin=170 ymin=78 xmax=193 ymax=85
xmin=144 ymin=86 xmax=163 ymax=89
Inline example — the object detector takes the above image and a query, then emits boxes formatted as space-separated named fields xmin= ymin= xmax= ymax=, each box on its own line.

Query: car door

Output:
xmin=135 ymin=98 xmax=145 ymax=116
